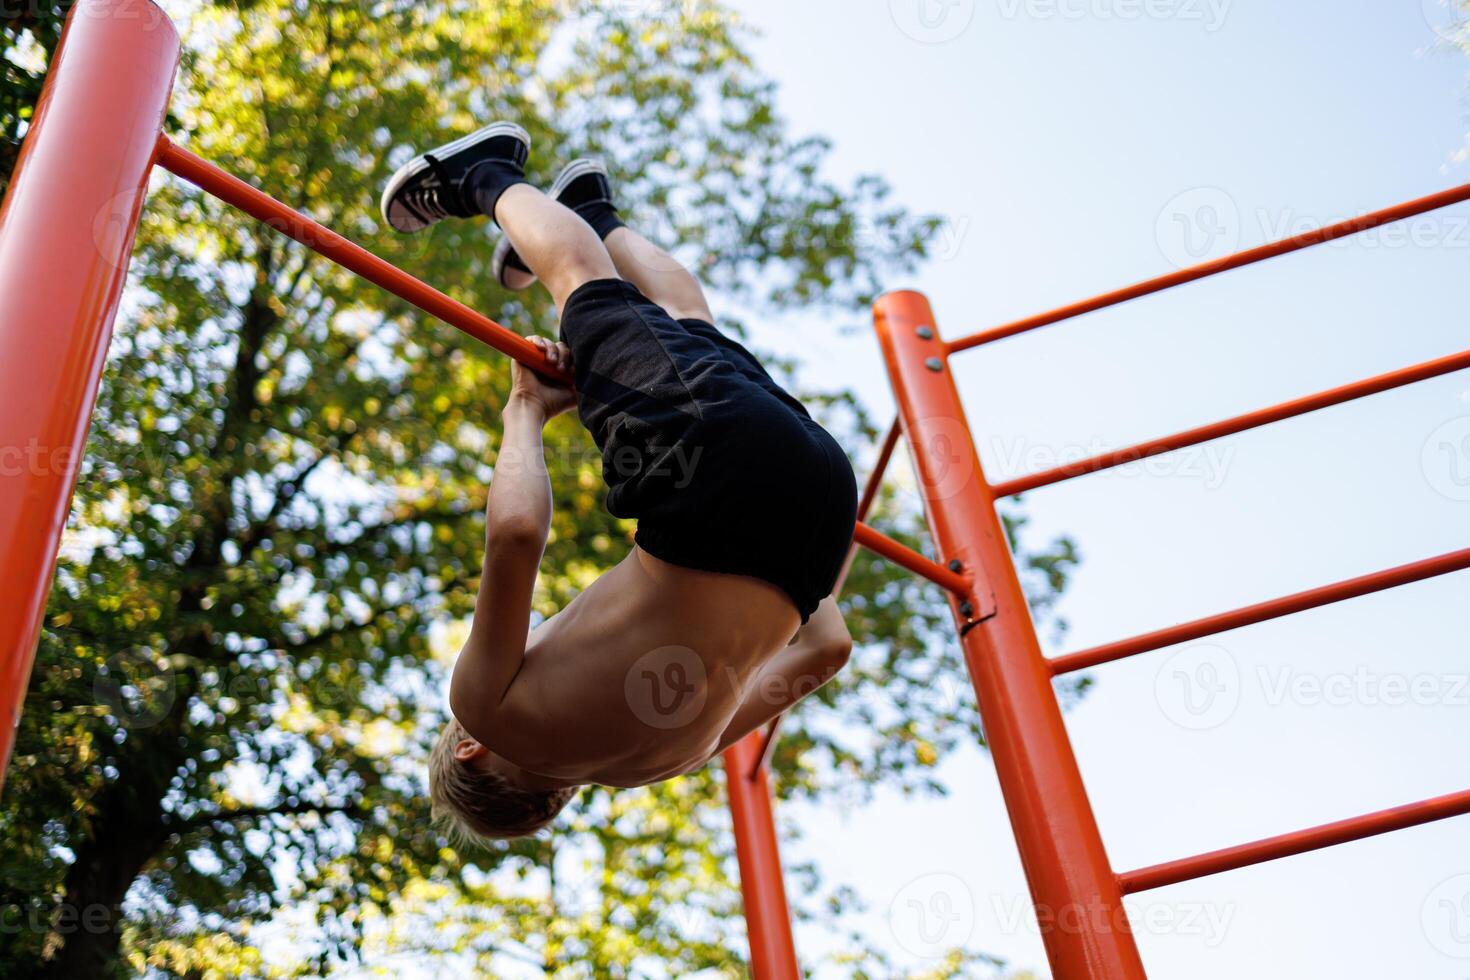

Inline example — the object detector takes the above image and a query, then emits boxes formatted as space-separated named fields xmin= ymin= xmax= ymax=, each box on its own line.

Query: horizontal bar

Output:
xmin=159 ymin=140 xmax=955 ymax=619
xmin=835 ymin=418 xmax=902 ymax=595
xmin=860 ymin=421 xmax=904 ymax=521
xmin=751 ymin=709 xmax=783 ymax=779
xmin=156 ymin=138 xmax=569 ymax=381
xmin=993 ymin=346 xmax=1470 ymax=497
xmin=948 ymin=181 xmax=1470 ymax=353
xmin=1119 ymin=786 xmax=1470 ymax=894
xmin=1050 ymin=546 xmax=1470 ymax=675
xmin=853 ymin=522 xmax=969 ymax=595
xmin=753 ymin=418 xmax=903 ymax=776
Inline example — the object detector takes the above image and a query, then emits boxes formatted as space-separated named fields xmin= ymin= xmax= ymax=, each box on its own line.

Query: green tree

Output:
xmin=0 ymin=1 xmax=1077 ymax=977
xmin=0 ymin=1 xmax=69 ymax=196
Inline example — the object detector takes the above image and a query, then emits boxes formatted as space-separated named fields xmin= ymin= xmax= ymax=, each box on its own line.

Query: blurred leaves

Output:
xmin=0 ymin=0 xmax=70 ymax=195
xmin=0 ymin=1 xmax=1072 ymax=977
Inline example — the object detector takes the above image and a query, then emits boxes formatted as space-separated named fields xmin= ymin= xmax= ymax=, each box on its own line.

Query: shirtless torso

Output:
xmin=448 ymin=352 xmax=851 ymax=793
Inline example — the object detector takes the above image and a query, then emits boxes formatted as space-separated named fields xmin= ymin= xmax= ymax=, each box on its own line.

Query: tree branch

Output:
xmin=236 ymin=444 xmax=338 ymax=553
xmin=281 ymin=601 xmax=407 ymax=657
xmin=333 ymin=503 xmax=481 ymax=551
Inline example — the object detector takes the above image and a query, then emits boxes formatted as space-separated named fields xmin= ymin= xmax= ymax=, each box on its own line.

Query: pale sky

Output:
xmin=718 ymin=1 xmax=1470 ymax=977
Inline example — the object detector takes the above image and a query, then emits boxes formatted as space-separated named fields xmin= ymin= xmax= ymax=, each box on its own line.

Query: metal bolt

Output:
xmin=959 ymin=601 xmax=975 ymax=618
xmin=924 ymin=357 xmax=944 ymax=372
xmin=947 ymin=559 xmax=963 ymax=572
xmin=916 ymin=325 xmax=935 ymax=340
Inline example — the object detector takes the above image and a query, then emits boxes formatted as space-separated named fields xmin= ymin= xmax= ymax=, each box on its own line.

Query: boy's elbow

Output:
xmin=448 ymin=658 xmax=487 ymax=730
xmin=447 ymin=679 xmax=473 ymax=730
xmin=487 ymin=516 xmax=546 ymax=556
xmin=819 ymin=635 xmax=853 ymax=673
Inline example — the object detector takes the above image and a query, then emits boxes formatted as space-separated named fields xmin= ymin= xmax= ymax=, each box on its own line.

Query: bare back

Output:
xmin=486 ymin=547 xmax=800 ymax=788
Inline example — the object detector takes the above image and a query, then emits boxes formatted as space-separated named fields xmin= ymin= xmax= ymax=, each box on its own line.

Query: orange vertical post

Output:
xmin=0 ymin=0 xmax=180 ymax=791
xmin=723 ymin=732 xmax=800 ymax=979
xmin=874 ymin=291 xmax=1148 ymax=979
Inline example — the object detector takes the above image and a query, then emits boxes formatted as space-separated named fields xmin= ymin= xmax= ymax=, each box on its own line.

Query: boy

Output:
xmin=382 ymin=122 xmax=858 ymax=841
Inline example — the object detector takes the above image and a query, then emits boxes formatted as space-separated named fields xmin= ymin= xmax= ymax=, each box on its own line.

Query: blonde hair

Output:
xmin=428 ymin=718 xmax=578 ymax=843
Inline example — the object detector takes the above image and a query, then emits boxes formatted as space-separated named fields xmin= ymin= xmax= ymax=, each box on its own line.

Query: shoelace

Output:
xmin=400 ymin=185 xmax=449 ymax=226
xmin=397 ymin=152 xmax=469 ymax=227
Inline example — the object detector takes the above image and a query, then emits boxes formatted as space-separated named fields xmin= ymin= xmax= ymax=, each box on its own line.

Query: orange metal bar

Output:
xmin=1050 ymin=546 xmax=1470 ymax=675
xmin=155 ymin=139 xmax=568 ymax=381
xmin=858 ymin=420 xmax=903 ymax=524
xmin=994 ymin=347 xmax=1470 ymax=497
xmin=852 ymin=522 xmax=969 ymax=594
xmin=0 ymin=0 xmax=180 ymax=792
xmin=876 ymin=292 xmax=1148 ymax=979
xmin=837 ymin=417 xmax=903 ymax=594
xmin=750 ymin=716 xmax=783 ymax=780
xmin=752 ymin=417 xmax=902 ymax=776
xmin=948 ymin=181 xmax=1470 ymax=353
xmin=160 ymin=140 xmax=945 ymax=597
xmin=1119 ymin=787 xmax=1470 ymax=894
xmin=723 ymin=733 xmax=801 ymax=979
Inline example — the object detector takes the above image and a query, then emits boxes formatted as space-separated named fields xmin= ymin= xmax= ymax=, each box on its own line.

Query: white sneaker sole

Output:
xmin=549 ymin=157 xmax=609 ymax=198
xmin=492 ymin=235 xmax=538 ymax=291
xmin=380 ymin=121 xmax=531 ymax=233
xmin=492 ymin=158 xmax=611 ymax=290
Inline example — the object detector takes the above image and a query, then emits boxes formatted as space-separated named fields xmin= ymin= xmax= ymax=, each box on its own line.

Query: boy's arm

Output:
xmin=450 ymin=338 xmax=576 ymax=735
xmin=714 ymin=597 xmax=853 ymax=754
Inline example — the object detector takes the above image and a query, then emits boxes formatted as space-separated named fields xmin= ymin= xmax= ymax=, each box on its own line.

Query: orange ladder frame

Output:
xmin=3 ymin=3 xmax=1470 ymax=977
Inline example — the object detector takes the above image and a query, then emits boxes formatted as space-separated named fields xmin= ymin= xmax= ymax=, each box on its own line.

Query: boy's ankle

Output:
xmin=576 ymin=202 xmax=625 ymax=240
xmin=466 ymin=160 xmax=529 ymax=225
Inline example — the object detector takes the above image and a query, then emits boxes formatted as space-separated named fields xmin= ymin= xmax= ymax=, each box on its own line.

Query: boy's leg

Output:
xmin=601 ymin=226 xmax=714 ymax=324
xmin=493 ymin=185 xmax=619 ymax=312
xmin=492 ymin=158 xmax=712 ymax=322
xmin=378 ymin=123 xmax=618 ymax=312
xmin=602 ymin=222 xmax=812 ymax=418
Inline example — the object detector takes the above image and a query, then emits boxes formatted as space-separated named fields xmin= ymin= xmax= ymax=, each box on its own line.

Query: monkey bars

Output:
xmin=856 ymin=207 xmax=1470 ymax=975
xmin=748 ymin=108 xmax=1470 ymax=980
xmin=3 ymin=3 xmax=1469 ymax=978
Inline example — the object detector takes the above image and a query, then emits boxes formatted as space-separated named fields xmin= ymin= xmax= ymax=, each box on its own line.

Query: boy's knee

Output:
xmin=657 ymin=281 xmax=714 ymax=323
xmin=664 ymin=301 xmax=715 ymax=323
xmin=558 ymin=250 xmax=618 ymax=284
xmin=544 ymin=255 xmax=619 ymax=307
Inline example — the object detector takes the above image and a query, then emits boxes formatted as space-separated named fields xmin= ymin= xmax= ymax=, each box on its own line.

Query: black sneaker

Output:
xmin=380 ymin=121 xmax=531 ymax=234
xmin=491 ymin=158 xmax=617 ymax=290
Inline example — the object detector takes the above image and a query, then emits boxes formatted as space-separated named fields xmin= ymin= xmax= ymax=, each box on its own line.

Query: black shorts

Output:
xmin=558 ymin=278 xmax=858 ymax=622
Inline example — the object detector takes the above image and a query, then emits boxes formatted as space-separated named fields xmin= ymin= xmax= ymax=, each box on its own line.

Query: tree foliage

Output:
xmin=0 ymin=2 xmax=1077 ymax=977
xmin=0 ymin=0 xmax=70 ymax=196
